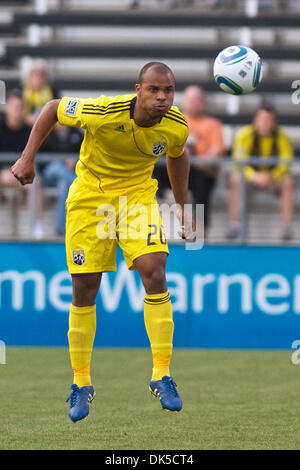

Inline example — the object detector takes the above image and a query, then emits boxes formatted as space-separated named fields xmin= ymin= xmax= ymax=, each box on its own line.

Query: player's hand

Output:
xmin=11 ymin=157 xmax=35 ymax=185
xmin=176 ymin=205 xmax=196 ymax=241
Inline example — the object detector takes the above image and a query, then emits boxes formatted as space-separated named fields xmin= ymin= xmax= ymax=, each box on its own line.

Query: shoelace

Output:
xmin=66 ymin=385 xmax=81 ymax=407
xmin=163 ymin=377 xmax=179 ymax=397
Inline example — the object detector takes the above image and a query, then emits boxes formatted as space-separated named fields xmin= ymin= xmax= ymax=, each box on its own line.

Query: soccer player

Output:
xmin=11 ymin=62 xmax=193 ymax=422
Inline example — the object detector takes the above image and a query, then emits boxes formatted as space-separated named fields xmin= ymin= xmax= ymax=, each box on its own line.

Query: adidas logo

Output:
xmin=115 ymin=124 xmax=125 ymax=132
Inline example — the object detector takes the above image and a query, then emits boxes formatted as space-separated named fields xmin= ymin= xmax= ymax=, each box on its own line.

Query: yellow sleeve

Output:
xmin=167 ymin=124 xmax=189 ymax=158
xmin=244 ymin=166 xmax=256 ymax=182
xmin=271 ymin=130 xmax=294 ymax=181
xmin=57 ymin=96 xmax=107 ymax=135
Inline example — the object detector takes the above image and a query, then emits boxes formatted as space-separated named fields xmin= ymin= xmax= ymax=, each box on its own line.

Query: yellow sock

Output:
xmin=144 ymin=291 xmax=174 ymax=381
xmin=68 ymin=303 xmax=96 ymax=387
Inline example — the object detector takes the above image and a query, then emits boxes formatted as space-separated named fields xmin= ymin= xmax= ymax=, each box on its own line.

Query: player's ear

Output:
xmin=135 ymin=83 xmax=141 ymax=94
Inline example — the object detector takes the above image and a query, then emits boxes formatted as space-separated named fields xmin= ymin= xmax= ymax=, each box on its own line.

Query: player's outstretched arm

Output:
xmin=166 ymin=149 xmax=189 ymax=210
xmin=11 ymin=99 xmax=60 ymax=185
xmin=166 ymin=149 xmax=195 ymax=239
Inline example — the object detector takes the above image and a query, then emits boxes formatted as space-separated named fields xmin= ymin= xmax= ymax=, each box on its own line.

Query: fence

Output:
xmin=0 ymin=152 xmax=299 ymax=242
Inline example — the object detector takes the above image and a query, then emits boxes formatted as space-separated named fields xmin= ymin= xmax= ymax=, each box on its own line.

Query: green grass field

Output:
xmin=1 ymin=347 xmax=300 ymax=450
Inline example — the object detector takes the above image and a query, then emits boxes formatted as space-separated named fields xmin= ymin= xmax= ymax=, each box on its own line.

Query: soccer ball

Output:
xmin=213 ymin=45 xmax=263 ymax=95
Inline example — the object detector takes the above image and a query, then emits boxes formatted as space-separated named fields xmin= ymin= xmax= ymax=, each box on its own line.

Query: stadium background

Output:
xmin=1 ymin=0 xmax=300 ymax=452
xmin=1 ymin=0 xmax=299 ymax=350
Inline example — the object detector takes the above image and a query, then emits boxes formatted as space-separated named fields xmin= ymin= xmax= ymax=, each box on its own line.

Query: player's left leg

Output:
xmin=134 ymin=252 xmax=171 ymax=379
xmin=65 ymin=179 xmax=118 ymax=421
xmin=68 ymin=273 xmax=101 ymax=387
xmin=134 ymin=252 xmax=182 ymax=411
xmin=118 ymin=182 xmax=182 ymax=410
xmin=66 ymin=273 xmax=101 ymax=422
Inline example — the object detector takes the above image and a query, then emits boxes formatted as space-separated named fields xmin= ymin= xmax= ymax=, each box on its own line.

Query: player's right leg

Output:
xmin=66 ymin=273 xmax=101 ymax=422
xmin=118 ymin=182 xmax=182 ymax=412
xmin=134 ymin=253 xmax=182 ymax=412
xmin=64 ymin=178 xmax=118 ymax=422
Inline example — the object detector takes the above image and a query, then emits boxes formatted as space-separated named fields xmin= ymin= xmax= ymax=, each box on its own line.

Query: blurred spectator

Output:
xmin=22 ymin=60 xmax=57 ymax=127
xmin=21 ymin=60 xmax=59 ymax=237
xmin=181 ymin=85 xmax=225 ymax=230
xmin=227 ymin=104 xmax=295 ymax=241
xmin=0 ymin=88 xmax=30 ymax=203
xmin=43 ymin=123 xmax=82 ymax=236
xmin=0 ymin=89 xmax=31 ymax=158
xmin=0 ymin=90 xmax=31 ymax=188
xmin=52 ymin=122 xmax=82 ymax=154
xmin=0 ymin=89 xmax=44 ymax=238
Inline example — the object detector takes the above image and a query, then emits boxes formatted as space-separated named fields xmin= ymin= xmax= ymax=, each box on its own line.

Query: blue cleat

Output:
xmin=149 ymin=376 xmax=182 ymax=412
xmin=66 ymin=384 xmax=95 ymax=422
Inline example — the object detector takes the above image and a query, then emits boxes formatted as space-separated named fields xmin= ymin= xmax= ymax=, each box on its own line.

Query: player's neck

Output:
xmin=133 ymin=104 xmax=160 ymax=128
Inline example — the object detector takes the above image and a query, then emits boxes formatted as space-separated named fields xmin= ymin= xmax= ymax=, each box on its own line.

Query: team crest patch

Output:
xmin=152 ymin=141 xmax=167 ymax=156
xmin=65 ymin=99 xmax=79 ymax=116
xmin=72 ymin=249 xmax=85 ymax=266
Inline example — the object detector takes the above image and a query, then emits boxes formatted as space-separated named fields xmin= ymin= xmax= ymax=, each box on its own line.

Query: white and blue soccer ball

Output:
xmin=213 ymin=45 xmax=263 ymax=95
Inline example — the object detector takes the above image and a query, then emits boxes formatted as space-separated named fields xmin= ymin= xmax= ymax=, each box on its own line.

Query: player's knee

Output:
xmin=142 ymin=265 xmax=167 ymax=293
xmin=71 ymin=273 xmax=101 ymax=306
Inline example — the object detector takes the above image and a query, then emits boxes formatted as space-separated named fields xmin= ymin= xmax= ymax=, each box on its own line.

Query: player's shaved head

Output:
xmin=138 ymin=62 xmax=175 ymax=84
xmin=135 ymin=62 xmax=175 ymax=126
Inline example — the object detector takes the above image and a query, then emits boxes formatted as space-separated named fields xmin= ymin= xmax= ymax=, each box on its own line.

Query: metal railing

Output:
xmin=0 ymin=152 xmax=297 ymax=242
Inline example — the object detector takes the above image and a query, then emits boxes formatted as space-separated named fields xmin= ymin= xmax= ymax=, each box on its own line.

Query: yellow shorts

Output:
xmin=65 ymin=178 xmax=169 ymax=273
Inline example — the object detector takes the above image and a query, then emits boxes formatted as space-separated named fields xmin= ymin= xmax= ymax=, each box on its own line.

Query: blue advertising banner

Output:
xmin=0 ymin=242 xmax=299 ymax=348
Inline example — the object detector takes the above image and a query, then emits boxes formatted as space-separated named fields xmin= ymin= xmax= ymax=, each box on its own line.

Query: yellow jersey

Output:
xmin=232 ymin=124 xmax=294 ymax=181
xmin=57 ymin=93 xmax=188 ymax=192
